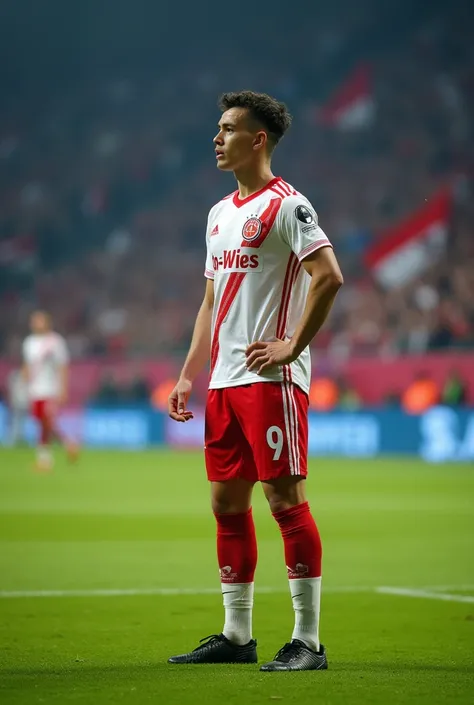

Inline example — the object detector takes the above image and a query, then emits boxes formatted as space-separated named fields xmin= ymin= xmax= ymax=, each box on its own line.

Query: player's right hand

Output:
xmin=168 ymin=378 xmax=194 ymax=422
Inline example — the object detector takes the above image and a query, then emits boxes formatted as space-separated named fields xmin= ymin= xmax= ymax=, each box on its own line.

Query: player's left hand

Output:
xmin=245 ymin=339 xmax=296 ymax=374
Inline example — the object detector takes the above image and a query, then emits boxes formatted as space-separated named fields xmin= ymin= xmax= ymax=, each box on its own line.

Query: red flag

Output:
xmin=365 ymin=189 xmax=452 ymax=289
xmin=319 ymin=63 xmax=375 ymax=130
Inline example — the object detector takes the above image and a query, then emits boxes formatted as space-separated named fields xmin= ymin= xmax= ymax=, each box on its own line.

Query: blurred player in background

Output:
xmin=22 ymin=310 xmax=79 ymax=471
xmin=168 ymin=92 xmax=343 ymax=671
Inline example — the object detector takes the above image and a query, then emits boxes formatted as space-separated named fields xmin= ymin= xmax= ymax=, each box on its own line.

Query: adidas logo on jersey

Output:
xmin=212 ymin=248 xmax=263 ymax=273
xmin=211 ymin=224 xmax=219 ymax=236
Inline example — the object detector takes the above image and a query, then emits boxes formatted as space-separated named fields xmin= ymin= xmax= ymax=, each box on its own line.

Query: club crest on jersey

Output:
xmin=242 ymin=217 xmax=262 ymax=242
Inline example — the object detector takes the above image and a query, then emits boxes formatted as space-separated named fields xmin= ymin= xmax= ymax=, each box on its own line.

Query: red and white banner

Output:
xmin=365 ymin=189 xmax=452 ymax=289
xmin=319 ymin=63 xmax=375 ymax=130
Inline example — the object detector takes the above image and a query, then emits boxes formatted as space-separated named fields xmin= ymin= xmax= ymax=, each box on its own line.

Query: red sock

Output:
xmin=273 ymin=502 xmax=322 ymax=579
xmin=214 ymin=508 xmax=258 ymax=583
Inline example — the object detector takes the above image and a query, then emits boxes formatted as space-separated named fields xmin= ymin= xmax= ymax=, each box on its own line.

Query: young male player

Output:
xmin=168 ymin=92 xmax=343 ymax=671
xmin=22 ymin=310 xmax=78 ymax=471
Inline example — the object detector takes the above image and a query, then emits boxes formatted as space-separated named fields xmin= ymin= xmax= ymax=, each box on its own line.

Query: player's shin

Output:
xmin=35 ymin=415 xmax=53 ymax=471
xmin=36 ymin=443 xmax=52 ymax=470
xmin=273 ymin=501 xmax=322 ymax=652
xmin=214 ymin=508 xmax=257 ymax=645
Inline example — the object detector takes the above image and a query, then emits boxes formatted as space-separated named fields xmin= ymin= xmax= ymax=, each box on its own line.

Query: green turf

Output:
xmin=0 ymin=449 xmax=473 ymax=704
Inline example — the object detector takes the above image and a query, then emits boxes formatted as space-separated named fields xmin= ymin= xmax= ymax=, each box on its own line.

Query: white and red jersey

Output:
xmin=22 ymin=332 xmax=69 ymax=401
xmin=205 ymin=176 xmax=332 ymax=394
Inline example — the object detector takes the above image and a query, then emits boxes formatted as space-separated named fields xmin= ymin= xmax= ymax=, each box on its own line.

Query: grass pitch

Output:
xmin=0 ymin=448 xmax=473 ymax=704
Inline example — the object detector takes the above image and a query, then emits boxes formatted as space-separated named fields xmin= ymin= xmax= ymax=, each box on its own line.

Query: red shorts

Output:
xmin=31 ymin=399 xmax=57 ymax=422
xmin=205 ymin=382 xmax=308 ymax=483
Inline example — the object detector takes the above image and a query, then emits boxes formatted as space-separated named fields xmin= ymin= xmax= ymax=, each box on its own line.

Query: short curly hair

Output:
xmin=218 ymin=90 xmax=292 ymax=150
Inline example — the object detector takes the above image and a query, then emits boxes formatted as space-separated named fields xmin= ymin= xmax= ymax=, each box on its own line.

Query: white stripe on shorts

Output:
xmin=281 ymin=377 xmax=295 ymax=475
xmin=282 ymin=369 xmax=298 ymax=475
xmin=287 ymin=376 xmax=301 ymax=475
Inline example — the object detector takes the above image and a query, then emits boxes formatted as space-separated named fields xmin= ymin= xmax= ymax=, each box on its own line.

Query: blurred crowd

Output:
xmin=0 ymin=3 xmax=473 ymax=360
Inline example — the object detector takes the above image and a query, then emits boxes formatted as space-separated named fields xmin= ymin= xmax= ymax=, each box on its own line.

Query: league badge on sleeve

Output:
xmin=294 ymin=205 xmax=317 ymax=233
xmin=295 ymin=205 xmax=315 ymax=224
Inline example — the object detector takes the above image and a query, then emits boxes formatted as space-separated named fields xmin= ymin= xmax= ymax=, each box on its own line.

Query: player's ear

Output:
xmin=253 ymin=130 xmax=267 ymax=151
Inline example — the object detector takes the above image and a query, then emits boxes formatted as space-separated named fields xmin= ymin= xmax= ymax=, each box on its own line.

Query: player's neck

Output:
xmin=234 ymin=164 xmax=275 ymax=200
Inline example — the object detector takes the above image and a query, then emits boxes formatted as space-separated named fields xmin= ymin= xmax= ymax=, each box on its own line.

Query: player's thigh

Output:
xmin=30 ymin=400 xmax=44 ymax=421
xmin=205 ymin=389 xmax=258 ymax=484
xmin=231 ymin=382 xmax=309 ymax=481
xmin=31 ymin=399 xmax=55 ymax=423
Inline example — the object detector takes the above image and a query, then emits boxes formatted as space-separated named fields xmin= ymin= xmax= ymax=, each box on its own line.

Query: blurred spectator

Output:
xmin=122 ymin=370 xmax=151 ymax=404
xmin=338 ymin=380 xmax=362 ymax=411
xmin=402 ymin=372 xmax=440 ymax=415
xmin=309 ymin=378 xmax=339 ymax=411
xmin=441 ymin=370 xmax=467 ymax=407
xmin=384 ymin=391 xmax=402 ymax=409
xmin=91 ymin=373 xmax=121 ymax=406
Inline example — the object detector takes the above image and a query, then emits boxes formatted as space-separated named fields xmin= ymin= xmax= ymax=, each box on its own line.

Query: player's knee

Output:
xmin=266 ymin=495 xmax=297 ymax=513
xmin=263 ymin=478 xmax=307 ymax=514
xmin=211 ymin=495 xmax=248 ymax=514
xmin=212 ymin=495 xmax=231 ymax=514
xmin=211 ymin=490 xmax=252 ymax=515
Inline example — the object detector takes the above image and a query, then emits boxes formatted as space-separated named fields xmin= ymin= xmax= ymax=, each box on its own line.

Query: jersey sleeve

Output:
xmin=279 ymin=195 xmax=332 ymax=261
xmin=204 ymin=211 xmax=215 ymax=280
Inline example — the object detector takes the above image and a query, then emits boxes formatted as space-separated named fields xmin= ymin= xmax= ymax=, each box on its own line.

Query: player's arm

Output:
xmin=168 ymin=279 xmax=214 ymax=422
xmin=58 ymin=363 xmax=68 ymax=405
xmin=21 ymin=341 xmax=30 ymax=383
xmin=246 ymin=248 xmax=342 ymax=373
xmin=246 ymin=197 xmax=343 ymax=374
xmin=286 ymin=246 xmax=343 ymax=357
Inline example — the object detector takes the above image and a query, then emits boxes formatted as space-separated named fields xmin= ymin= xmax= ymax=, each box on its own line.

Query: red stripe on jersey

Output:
xmin=232 ymin=177 xmax=282 ymax=208
xmin=270 ymin=183 xmax=286 ymax=198
xmin=298 ymin=239 xmax=332 ymax=261
xmin=276 ymin=253 xmax=297 ymax=338
xmin=276 ymin=254 xmax=300 ymax=339
xmin=270 ymin=180 xmax=297 ymax=198
xmin=280 ymin=180 xmax=297 ymax=196
xmin=242 ymin=197 xmax=282 ymax=249
xmin=210 ymin=272 xmax=246 ymax=375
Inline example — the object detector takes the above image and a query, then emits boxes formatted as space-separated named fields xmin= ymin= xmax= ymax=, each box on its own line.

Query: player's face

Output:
xmin=30 ymin=312 xmax=50 ymax=334
xmin=214 ymin=108 xmax=265 ymax=172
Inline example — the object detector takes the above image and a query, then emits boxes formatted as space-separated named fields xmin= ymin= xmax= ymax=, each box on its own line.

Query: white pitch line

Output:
xmin=0 ymin=585 xmax=371 ymax=600
xmin=419 ymin=584 xmax=474 ymax=592
xmin=1 ymin=585 xmax=473 ymax=602
xmin=376 ymin=587 xmax=474 ymax=604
